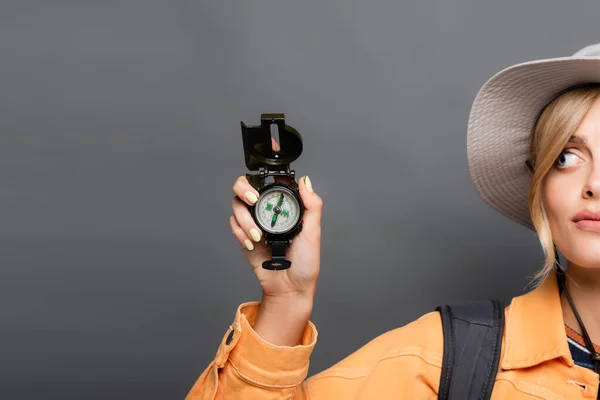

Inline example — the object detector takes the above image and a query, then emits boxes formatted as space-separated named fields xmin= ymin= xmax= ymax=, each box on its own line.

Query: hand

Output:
xmin=230 ymin=173 xmax=323 ymax=303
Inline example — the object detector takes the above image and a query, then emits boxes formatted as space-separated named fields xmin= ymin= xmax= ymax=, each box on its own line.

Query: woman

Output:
xmin=188 ymin=43 xmax=600 ymax=399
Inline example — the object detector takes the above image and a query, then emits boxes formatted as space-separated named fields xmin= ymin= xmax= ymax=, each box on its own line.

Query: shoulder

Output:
xmin=303 ymin=303 xmax=516 ymax=397
xmin=308 ymin=298 xmax=515 ymax=381
xmin=378 ymin=310 xmax=445 ymax=366
xmin=309 ymin=310 xmax=444 ymax=380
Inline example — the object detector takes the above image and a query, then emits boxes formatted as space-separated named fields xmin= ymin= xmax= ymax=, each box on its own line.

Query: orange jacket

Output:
xmin=187 ymin=271 xmax=600 ymax=399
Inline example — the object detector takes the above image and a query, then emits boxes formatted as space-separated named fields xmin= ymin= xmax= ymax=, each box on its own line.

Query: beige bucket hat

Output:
xmin=467 ymin=42 xmax=600 ymax=230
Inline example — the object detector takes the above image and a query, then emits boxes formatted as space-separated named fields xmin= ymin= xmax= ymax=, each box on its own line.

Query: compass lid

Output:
xmin=241 ymin=114 xmax=303 ymax=171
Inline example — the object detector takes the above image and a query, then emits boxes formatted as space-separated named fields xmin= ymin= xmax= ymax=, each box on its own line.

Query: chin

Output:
xmin=562 ymin=243 xmax=600 ymax=269
xmin=556 ymin=228 xmax=600 ymax=268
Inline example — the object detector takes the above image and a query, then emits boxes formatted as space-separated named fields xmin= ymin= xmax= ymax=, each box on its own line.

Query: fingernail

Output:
xmin=250 ymin=228 xmax=261 ymax=242
xmin=244 ymin=239 xmax=254 ymax=251
xmin=305 ymin=176 xmax=313 ymax=192
xmin=245 ymin=191 xmax=258 ymax=204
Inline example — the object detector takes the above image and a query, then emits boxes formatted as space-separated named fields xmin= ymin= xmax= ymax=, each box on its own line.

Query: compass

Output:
xmin=241 ymin=113 xmax=304 ymax=270
xmin=253 ymin=184 xmax=302 ymax=234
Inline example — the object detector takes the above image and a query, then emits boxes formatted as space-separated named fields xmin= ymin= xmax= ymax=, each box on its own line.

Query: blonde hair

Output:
xmin=528 ymin=86 xmax=600 ymax=286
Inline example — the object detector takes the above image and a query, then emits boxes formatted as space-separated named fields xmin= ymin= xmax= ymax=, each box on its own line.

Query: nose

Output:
xmin=583 ymin=161 xmax=600 ymax=199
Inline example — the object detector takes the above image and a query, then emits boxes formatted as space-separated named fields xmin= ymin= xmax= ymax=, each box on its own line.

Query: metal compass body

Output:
xmin=241 ymin=113 xmax=304 ymax=270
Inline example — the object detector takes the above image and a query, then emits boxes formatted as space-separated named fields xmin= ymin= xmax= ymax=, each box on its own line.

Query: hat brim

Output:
xmin=467 ymin=56 xmax=600 ymax=230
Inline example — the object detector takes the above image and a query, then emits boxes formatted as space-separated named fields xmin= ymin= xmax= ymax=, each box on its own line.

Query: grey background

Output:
xmin=0 ymin=1 xmax=594 ymax=399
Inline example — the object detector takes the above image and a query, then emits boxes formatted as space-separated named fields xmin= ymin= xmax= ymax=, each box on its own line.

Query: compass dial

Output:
xmin=253 ymin=185 xmax=301 ymax=234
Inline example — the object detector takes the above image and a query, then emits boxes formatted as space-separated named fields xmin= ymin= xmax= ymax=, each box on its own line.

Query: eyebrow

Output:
xmin=568 ymin=134 xmax=588 ymax=144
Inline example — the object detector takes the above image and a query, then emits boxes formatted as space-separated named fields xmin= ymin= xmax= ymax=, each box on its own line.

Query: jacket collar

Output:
xmin=501 ymin=270 xmax=574 ymax=370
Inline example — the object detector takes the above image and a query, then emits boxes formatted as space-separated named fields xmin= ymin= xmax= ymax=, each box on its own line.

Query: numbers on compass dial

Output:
xmin=254 ymin=187 xmax=301 ymax=234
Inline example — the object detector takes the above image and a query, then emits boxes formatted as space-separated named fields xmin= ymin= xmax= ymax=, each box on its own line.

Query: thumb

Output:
xmin=299 ymin=175 xmax=323 ymax=228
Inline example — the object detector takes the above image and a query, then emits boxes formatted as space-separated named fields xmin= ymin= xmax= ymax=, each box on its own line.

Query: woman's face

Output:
xmin=544 ymin=97 xmax=600 ymax=268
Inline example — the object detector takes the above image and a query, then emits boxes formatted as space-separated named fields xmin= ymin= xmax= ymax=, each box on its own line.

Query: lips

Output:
xmin=573 ymin=209 xmax=600 ymax=232
xmin=573 ymin=209 xmax=600 ymax=222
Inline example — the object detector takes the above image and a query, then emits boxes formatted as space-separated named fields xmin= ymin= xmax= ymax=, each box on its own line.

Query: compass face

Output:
xmin=253 ymin=185 xmax=301 ymax=234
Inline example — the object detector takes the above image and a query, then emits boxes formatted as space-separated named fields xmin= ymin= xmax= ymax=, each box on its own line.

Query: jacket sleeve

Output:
xmin=185 ymin=301 xmax=443 ymax=399
xmin=185 ymin=301 xmax=317 ymax=400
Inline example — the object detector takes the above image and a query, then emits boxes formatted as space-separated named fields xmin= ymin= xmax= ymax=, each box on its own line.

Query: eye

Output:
xmin=555 ymin=150 xmax=582 ymax=169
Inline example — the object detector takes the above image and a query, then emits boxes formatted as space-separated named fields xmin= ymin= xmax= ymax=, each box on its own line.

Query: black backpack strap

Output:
xmin=436 ymin=299 xmax=504 ymax=400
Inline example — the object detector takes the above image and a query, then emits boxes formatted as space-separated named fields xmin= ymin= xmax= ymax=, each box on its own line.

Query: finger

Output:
xmin=232 ymin=195 xmax=263 ymax=243
xmin=232 ymin=175 xmax=260 ymax=206
xmin=230 ymin=215 xmax=256 ymax=252
xmin=298 ymin=175 xmax=323 ymax=229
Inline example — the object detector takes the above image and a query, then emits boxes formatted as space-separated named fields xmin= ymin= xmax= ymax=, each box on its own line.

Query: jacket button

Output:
xmin=226 ymin=329 xmax=235 ymax=345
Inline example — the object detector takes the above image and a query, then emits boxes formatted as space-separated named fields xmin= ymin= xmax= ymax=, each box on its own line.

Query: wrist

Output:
xmin=261 ymin=291 xmax=314 ymax=315
xmin=253 ymin=293 xmax=314 ymax=347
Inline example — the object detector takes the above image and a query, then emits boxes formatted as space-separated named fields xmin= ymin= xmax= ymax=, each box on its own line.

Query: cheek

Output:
xmin=543 ymin=173 xmax=580 ymax=255
xmin=542 ymin=171 xmax=600 ymax=267
xmin=542 ymin=173 xmax=578 ymax=246
xmin=542 ymin=175 xmax=566 ymax=224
